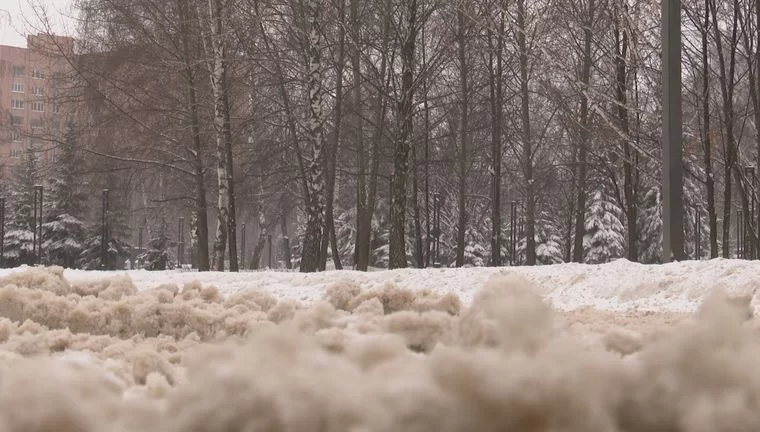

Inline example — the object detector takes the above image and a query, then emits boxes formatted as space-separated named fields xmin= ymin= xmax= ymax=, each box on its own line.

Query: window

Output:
xmin=31 ymin=102 xmax=44 ymax=112
xmin=53 ymin=104 xmax=60 ymax=114
xmin=32 ymin=86 xmax=44 ymax=96
xmin=12 ymin=66 xmax=25 ymax=76
xmin=10 ymin=148 xmax=21 ymax=158
xmin=30 ymin=119 xmax=43 ymax=131
xmin=10 ymin=100 xmax=24 ymax=110
xmin=11 ymin=116 xmax=22 ymax=126
xmin=11 ymin=131 xmax=21 ymax=142
xmin=11 ymin=82 xmax=24 ymax=93
xmin=32 ymin=69 xmax=45 ymax=79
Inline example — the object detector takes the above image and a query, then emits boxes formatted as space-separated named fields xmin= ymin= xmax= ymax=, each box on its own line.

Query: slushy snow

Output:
xmin=0 ymin=259 xmax=755 ymax=431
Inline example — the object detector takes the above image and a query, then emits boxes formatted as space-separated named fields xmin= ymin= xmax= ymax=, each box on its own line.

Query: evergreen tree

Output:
xmin=42 ymin=122 xmax=86 ymax=268
xmin=535 ymin=216 xmax=564 ymax=265
xmin=637 ymin=186 xmax=662 ymax=264
xmin=3 ymin=146 xmax=40 ymax=267
xmin=583 ymin=190 xmax=625 ymax=264
xmin=463 ymin=226 xmax=487 ymax=267
xmin=139 ymin=218 xmax=173 ymax=271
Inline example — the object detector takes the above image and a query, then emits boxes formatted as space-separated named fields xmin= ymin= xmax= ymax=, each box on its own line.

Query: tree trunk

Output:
xmin=709 ymin=0 xmax=739 ymax=258
xmin=207 ymin=0 xmax=232 ymax=272
xmin=614 ymin=7 xmax=636 ymax=261
xmin=356 ymin=0 xmax=391 ymax=271
xmin=742 ymin=0 xmax=760 ymax=254
xmin=178 ymin=0 xmax=210 ymax=272
xmin=517 ymin=0 xmax=536 ymax=266
xmin=250 ymin=226 xmax=267 ymax=270
xmin=389 ymin=0 xmax=417 ymax=269
xmin=572 ymin=0 xmax=595 ymax=264
xmin=702 ymin=0 xmax=718 ymax=257
xmin=422 ymin=23 xmax=432 ymax=267
xmin=412 ymin=140 xmax=424 ymax=267
xmin=455 ymin=8 xmax=469 ymax=268
xmin=301 ymin=0 xmax=327 ymax=273
xmin=320 ymin=0 xmax=346 ymax=271
xmin=352 ymin=0 xmax=366 ymax=270
xmin=488 ymin=10 xmax=504 ymax=267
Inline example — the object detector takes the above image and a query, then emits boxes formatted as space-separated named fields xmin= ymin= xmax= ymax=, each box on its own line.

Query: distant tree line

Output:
xmin=10 ymin=0 xmax=759 ymax=271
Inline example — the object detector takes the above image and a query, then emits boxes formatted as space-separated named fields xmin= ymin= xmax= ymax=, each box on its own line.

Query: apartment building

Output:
xmin=0 ymin=34 xmax=75 ymax=179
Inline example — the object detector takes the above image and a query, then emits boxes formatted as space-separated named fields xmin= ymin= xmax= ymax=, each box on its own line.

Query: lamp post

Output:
xmin=0 ymin=197 xmax=4 ymax=268
xmin=33 ymin=185 xmax=43 ymax=265
xmin=695 ymin=204 xmax=701 ymax=260
xmin=101 ymin=189 xmax=109 ymax=269
xmin=178 ymin=217 xmax=185 ymax=267
xmin=241 ymin=223 xmax=246 ymax=270
xmin=138 ymin=225 xmax=144 ymax=269
xmin=267 ymin=233 xmax=273 ymax=269
xmin=745 ymin=166 xmax=756 ymax=259
xmin=662 ymin=0 xmax=685 ymax=262
xmin=510 ymin=201 xmax=518 ymax=266
xmin=738 ymin=209 xmax=744 ymax=259
xmin=433 ymin=193 xmax=442 ymax=267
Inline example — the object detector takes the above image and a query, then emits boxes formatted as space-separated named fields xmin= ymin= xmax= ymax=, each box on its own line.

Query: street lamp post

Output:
xmin=138 ymin=225 xmax=144 ymax=269
xmin=0 ymin=197 xmax=4 ymax=268
xmin=241 ymin=223 xmax=246 ymax=270
xmin=695 ymin=204 xmax=701 ymax=260
xmin=178 ymin=217 xmax=185 ymax=267
xmin=745 ymin=166 xmax=756 ymax=259
xmin=662 ymin=0 xmax=685 ymax=262
xmin=433 ymin=193 xmax=442 ymax=267
xmin=101 ymin=189 xmax=109 ymax=269
xmin=510 ymin=201 xmax=517 ymax=266
xmin=33 ymin=185 xmax=43 ymax=265
xmin=267 ymin=233 xmax=273 ymax=269
xmin=738 ymin=210 xmax=744 ymax=259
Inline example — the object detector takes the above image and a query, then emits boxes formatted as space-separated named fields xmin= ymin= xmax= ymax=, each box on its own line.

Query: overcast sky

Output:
xmin=0 ymin=0 xmax=75 ymax=48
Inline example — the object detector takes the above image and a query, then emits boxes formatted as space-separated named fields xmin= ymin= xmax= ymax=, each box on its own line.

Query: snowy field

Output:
xmin=0 ymin=259 xmax=757 ymax=430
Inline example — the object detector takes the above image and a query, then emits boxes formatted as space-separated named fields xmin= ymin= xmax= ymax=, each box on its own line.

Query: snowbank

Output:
xmin=0 ymin=263 xmax=756 ymax=431
xmin=0 ymin=258 xmax=753 ymax=312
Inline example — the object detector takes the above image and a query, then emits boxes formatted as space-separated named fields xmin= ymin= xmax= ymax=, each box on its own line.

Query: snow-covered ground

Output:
xmin=2 ymin=258 xmax=756 ymax=313
xmin=0 ymin=260 xmax=757 ymax=431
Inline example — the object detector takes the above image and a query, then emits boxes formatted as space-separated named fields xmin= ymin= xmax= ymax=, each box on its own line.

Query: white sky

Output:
xmin=0 ymin=0 xmax=75 ymax=48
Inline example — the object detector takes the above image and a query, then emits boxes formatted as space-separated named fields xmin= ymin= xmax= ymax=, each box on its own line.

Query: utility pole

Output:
xmin=662 ymin=0 xmax=685 ymax=262
xmin=0 ymin=197 xmax=4 ymax=268
xmin=33 ymin=185 xmax=43 ymax=265
xmin=101 ymin=189 xmax=109 ymax=269
xmin=178 ymin=217 xmax=185 ymax=267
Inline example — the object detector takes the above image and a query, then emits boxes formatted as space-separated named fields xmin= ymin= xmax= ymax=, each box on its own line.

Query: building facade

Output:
xmin=0 ymin=34 xmax=75 ymax=179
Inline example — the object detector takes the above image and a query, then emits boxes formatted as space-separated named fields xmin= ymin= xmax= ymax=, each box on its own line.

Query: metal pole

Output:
xmin=434 ymin=193 xmax=441 ymax=266
xmin=32 ymin=185 xmax=42 ymax=265
xmin=695 ymin=205 xmax=701 ymax=260
xmin=753 ymin=167 xmax=757 ymax=258
xmin=518 ymin=214 xmax=524 ymax=265
xmin=510 ymin=201 xmax=517 ymax=266
xmin=0 ymin=197 xmax=4 ymax=268
xmin=738 ymin=210 xmax=743 ymax=259
xmin=38 ymin=186 xmax=42 ymax=265
xmin=32 ymin=187 xmax=38 ymax=263
xmin=748 ymin=166 xmax=757 ymax=259
xmin=138 ymin=225 xmax=144 ymax=269
xmin=178 ymin=217 xmax=185 ymax=267
xmin=268 ymin=233 xmax=273 ymax=268
xmin=101 ymin=189 xmax=109 ymax=269
xmin=662 ymin=0 xmax=685 ymax=262
xmin=241 ymin=223 xmax=246 ymax=270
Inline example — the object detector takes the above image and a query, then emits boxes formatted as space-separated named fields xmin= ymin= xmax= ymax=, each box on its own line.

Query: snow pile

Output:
xmin=8 ymin=257 xmax=757 ymax=313
xmin=0 ymin=266 xmax=757 ymax=431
